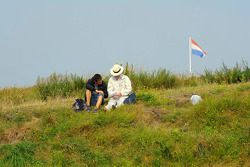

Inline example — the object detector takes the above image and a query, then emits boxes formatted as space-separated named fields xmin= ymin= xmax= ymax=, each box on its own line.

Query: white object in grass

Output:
xmin=190 ymin=95 xmax=202 ymax=105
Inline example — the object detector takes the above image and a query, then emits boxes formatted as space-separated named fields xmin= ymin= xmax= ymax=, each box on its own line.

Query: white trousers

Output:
xmin=105 ymin=97 xmax=127 ymax=110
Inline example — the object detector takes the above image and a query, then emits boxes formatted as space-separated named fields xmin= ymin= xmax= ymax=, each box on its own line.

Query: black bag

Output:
xmin=72 ymin=99 xmax=86 ymax=112
xmin=124 ymin=93 xmax=136 ymax=104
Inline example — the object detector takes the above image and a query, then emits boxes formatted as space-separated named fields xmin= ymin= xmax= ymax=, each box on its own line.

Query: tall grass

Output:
xmin=124 ymin=63 xmax=177 ymax=90
xmin=202 ymin=61 xmax=250 ymax=84
xmin=35 ymin=65 xmax=179 ymax=100
xmin=36 ymin=73 xmax=86 ymax=100
xmin=34 ymin=61 xmax=249 ymax=100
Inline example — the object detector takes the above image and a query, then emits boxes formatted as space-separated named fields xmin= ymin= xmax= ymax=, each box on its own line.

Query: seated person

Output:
xmin=105 ymin=64 xmax=134 ymax=111
xmin=85 ymin=74 xmax=108 ymax=112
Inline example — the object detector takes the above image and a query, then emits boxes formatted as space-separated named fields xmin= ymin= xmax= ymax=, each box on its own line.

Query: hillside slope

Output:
xmin=0 ymin=82 xmax=250 ymax=166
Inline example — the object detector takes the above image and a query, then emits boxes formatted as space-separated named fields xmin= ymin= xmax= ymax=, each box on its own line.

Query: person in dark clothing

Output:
xmin=85 ymin=74 xmax=108 ymax=112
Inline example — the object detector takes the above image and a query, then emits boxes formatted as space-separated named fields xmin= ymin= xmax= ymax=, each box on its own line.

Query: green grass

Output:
xmin=0 ymin=82 xmax=249 ymax=166
xmin=34 ymin=61 xmax=250 ymax=102
xmin=202 ymin=60 xmax=250 ymax=84
xmin=0 ymin=141 xmax=38 ymax=167
xmin=1 ymin=63 xmax=250 ymax=166
xmin=36 ymin=73 xmax=85 ymax=100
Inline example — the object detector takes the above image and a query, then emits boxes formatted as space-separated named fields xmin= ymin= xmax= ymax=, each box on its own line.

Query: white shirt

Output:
xmin=107 ymin=74 xmax=132 ymax=98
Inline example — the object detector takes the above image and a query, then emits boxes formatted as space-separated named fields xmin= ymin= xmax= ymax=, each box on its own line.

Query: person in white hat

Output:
xmin=105 ymin=64 xmax=132 ymax=110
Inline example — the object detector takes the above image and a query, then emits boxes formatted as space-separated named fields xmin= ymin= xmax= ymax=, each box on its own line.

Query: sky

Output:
xmin=0 ymin=0 xmax=250 ymax=87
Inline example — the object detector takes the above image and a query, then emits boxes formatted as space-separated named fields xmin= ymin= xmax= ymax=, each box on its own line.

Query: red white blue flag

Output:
xmin=191 ymin=39 xmax=207 ymax=58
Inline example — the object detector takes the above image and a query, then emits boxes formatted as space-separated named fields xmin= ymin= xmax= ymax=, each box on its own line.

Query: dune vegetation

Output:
xmin=0 ymin=62 xmax=249 ymax=166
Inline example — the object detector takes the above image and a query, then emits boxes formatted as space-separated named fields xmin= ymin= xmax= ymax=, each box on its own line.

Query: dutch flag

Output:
xmin=191 ymin=38 xmax=207 ymax=58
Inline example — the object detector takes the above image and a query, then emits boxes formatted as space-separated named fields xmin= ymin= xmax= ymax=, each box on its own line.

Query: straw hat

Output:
xmin=110 ymin=64 xmax=124 ymax=76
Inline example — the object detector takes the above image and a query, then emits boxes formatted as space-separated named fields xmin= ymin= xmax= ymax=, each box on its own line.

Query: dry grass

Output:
xmin=0 ymin=82 xmax=249 ymax=166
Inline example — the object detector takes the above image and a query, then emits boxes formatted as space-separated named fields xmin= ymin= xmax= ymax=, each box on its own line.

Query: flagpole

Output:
xmin=189 ymin=36 xmax=192 ymax=75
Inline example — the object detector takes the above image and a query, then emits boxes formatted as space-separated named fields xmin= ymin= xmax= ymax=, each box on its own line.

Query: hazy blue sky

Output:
xmin=0 ymin=0 xmax=250 ymax=87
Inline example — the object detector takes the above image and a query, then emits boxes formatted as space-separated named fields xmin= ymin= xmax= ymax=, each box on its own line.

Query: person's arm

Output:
xmin=107 ymin=78 xmax=116 ymax=97
xmin=121 ymin=76 xmax=132 ymax=96
xmin=103 ymin=82 xmax=108 ymax=98
xmin=86 ymin=79 xmax=95 ymax=91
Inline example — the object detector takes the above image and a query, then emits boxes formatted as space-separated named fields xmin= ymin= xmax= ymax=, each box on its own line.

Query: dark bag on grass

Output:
xmin=72 ymin=99 xmax=86 ymax=112
xmin=124 ymin=92 xmax=136 ymax=104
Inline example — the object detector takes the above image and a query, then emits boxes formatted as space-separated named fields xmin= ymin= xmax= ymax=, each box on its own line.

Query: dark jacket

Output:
xmin=85 ymin=78 xmax=108 ymax=98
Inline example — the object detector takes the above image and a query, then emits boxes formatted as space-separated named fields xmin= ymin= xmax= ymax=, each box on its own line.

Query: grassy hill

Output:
xmin=0 ymin=81 xmax=249 ymax=166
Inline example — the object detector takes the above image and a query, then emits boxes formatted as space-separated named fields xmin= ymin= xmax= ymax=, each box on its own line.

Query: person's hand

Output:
xmin=114 ymin=92 xmax=122 ymax=97
xmin=96 ymin=90 xmax=104 ymax=95
xmin=113 ymin=92 xmax=122 ymax=99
